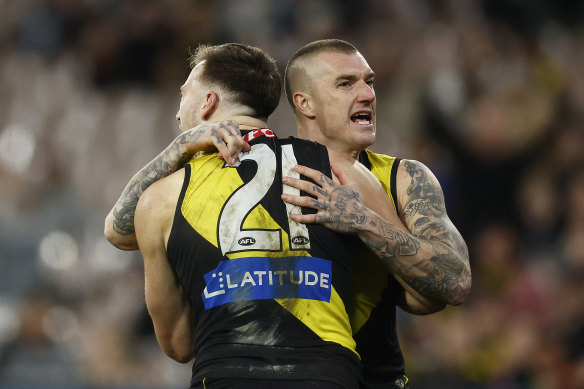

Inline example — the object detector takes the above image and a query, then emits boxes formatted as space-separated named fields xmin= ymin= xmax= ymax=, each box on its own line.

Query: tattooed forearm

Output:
xmin=362 ymin=190 xmax=470 ymax=306
xmin=398 ymin=253 xmax=471 ymax=306
xmin=106 ymin=120 xmax=243 ymax=249
xmin=281 ymin=160 xmax=471 ymax=305
xmin=111 ymin=132 xmax=199 ymax=235
xmin=364 ymin=159 xmax=469 ymax=305
xmin=377 ymin=216 xmax=421 ymax=256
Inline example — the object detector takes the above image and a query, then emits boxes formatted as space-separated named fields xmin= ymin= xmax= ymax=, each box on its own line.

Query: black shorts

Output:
xmin=193 ymin=377 xmax=347 ymax=389
xmin=360 ymin=375 xmax=410 ymax=389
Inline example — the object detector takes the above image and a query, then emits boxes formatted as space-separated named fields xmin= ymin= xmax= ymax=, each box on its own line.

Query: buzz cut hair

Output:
xmin=189 ymin=43 xmax=282 ymax=119
xmin=284 ymin=39 xmax=358 ymax=108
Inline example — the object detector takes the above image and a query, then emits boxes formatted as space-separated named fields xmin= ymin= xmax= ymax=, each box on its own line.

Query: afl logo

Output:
xmin=292 ymin=236 xmax=310 ymax=245
xmin=238 ymin=237 xmax=256 ymax=246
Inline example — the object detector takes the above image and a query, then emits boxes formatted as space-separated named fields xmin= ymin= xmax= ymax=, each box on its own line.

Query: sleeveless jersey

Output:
xmin=166 ymin=129 xmax=360 ymax=388
xmin=352 ymin=150 xmax=406 ymax=389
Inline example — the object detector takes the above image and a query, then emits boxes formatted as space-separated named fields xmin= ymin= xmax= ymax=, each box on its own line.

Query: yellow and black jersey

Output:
xmin=353 ymin=150 xmax=407 ymax=389
xmin=167 ymin=129 xmax=360 ymax=388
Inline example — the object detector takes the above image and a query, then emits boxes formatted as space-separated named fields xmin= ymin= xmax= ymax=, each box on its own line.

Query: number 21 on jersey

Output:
xmin=217 ymin=143 xmax=310 ymax=255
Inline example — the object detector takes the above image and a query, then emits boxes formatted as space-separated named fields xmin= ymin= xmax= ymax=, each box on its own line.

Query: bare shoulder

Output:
xmin=139 ymin=169 xmax=185 ymax=209
xmin=136 ymin=168 xmax=186 ymax=242
xmin=396 ymin=158 xmax=438 ymax=180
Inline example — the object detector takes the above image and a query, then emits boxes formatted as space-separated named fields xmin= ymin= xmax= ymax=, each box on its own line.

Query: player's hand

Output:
xmin=179 ymin=120 xmax=250 ymax=165
xmin=281 ymin=164 xmax=371 ymax=234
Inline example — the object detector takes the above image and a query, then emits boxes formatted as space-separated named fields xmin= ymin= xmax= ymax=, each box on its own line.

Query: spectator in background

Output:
xmin=0 ymin=292 xmax=82 ymax=386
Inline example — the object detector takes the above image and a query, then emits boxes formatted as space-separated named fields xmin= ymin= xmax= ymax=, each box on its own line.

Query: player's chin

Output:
xmin=354 ymin=127 xmax=376 ymax=148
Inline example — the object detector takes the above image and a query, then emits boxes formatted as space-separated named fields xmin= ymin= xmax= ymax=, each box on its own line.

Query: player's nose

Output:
xmin=357 ymin=81 xmax=375 ymax=103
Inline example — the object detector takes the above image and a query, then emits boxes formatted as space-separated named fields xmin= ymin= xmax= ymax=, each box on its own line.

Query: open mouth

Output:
xmin=350 ymin=112 xmax=372 ymax=125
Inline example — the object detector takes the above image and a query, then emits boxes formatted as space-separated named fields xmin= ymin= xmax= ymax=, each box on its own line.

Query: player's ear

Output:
xmin=202 ymin=91 xmax=219 ymax=120
xmin=293 ymin=92 xmax=315 ymax=119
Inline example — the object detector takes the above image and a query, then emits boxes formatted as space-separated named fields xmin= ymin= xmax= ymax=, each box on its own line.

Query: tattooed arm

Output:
xmin=282 ymin=161 xmax=471 ymax=307
xmin=105 ymin=120 xmax=248 ymax=250
xmin=391 ymin=160 xmax=471 ymax=305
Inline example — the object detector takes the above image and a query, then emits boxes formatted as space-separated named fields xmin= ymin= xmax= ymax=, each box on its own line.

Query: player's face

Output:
xmin=310 ymin=51 xmax=376 ymax=153
xmin=176 ymin=62 xmax=207 ymax=132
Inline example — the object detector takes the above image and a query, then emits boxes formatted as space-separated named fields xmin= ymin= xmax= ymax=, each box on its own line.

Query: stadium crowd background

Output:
xmin=0 ymin=0 xmax=583 ymax=387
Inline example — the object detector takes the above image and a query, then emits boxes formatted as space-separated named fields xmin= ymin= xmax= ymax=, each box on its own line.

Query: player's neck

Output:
xmin=297 ymin=121 xmax=362 ymax=162
xmin=230 ymin=115 xmax=268 ymax=130
xmin=327 ymin=146 xmax=360 ymax=166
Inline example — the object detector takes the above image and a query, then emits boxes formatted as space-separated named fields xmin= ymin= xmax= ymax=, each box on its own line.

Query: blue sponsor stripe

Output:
xmin=202 ymin=256 xmax=332 ymax=309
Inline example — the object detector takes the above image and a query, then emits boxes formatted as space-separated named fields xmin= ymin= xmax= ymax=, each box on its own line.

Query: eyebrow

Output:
xmin=335 ymin=71 xmax=375 ymax=82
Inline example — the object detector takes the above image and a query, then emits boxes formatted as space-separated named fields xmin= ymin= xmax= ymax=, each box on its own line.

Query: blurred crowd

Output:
xmin=0 ymin=0 xmax=583 ymax=388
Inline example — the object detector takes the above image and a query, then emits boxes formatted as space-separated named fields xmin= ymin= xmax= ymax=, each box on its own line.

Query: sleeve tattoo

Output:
xmin=111 ymin=130 xmax=200 ymax=235
xmin=363 ymin=160 xmax=470 ymax=305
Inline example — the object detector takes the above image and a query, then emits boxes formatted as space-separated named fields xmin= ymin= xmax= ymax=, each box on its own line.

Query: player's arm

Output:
xmin=391 ymin=159 xmax=471 ymax=306
xmin=134 ymin=174 xmax=194 ymax=363
xmin=358 ymin=248 xmax=444 ymax=315
xmin=282 ymin=162 xmax=471 ymax=307
xmin=105 ymin=120 xmax=248 ymax=250
xmin=345 ymin=163 xmax=446 ymax=314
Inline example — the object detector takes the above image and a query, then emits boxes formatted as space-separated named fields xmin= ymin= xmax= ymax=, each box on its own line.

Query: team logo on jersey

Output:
xmin=242 ymin=128 xmax=275 ymax=143
xmin=202 ymin=256 xmax=332 ymax=309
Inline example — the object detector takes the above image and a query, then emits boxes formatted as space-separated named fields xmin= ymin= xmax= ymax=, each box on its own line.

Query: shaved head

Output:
xmin=285 ymin=39 xmax=358 ymax=109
